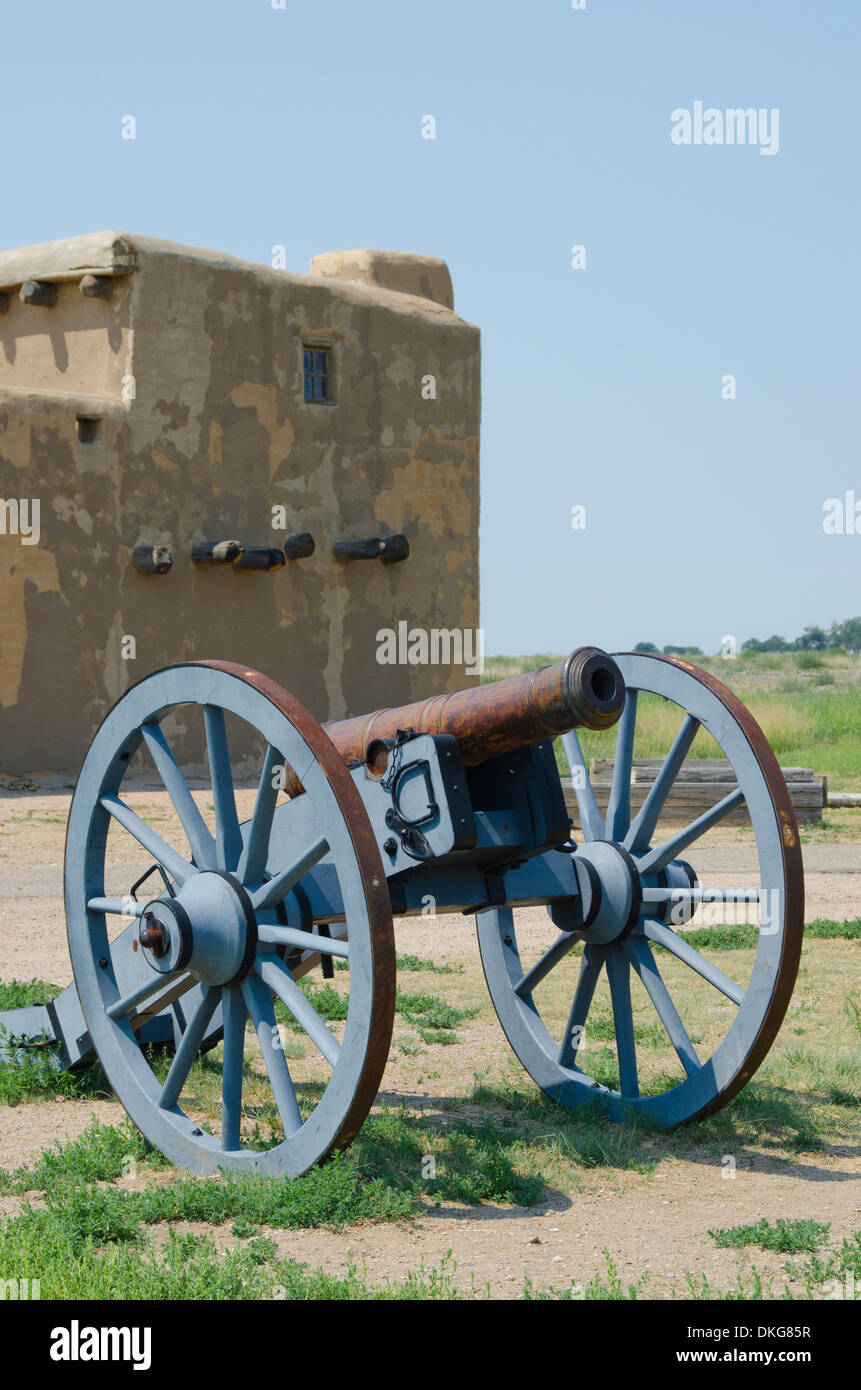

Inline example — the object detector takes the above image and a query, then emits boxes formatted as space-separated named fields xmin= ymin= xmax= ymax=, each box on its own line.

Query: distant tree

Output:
xmin=744 ymin=620 xmax=861 ymax=654
xmin=633 ymin=641 xmax=659 ymax=652
xmin=797 ymin=625 xmax=828 ymax=651
xmin=742 ymin=635 xmax=793 ymax=653
xmin=662 ymin=644 xmax=703 ymax=656
xmin=831 ymin=617 xmax=861 ymax=652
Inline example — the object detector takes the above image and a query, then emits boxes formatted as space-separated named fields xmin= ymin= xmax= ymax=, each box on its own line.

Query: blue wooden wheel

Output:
xmin=65 ymin=661 xmax=395 ymax=1176
xmin=477 ymin=654 xmax=804 ymax=1126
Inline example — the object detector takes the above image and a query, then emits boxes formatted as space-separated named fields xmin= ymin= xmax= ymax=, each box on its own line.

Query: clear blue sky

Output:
xmin=3 ymin=1 xmax=858 ymax=655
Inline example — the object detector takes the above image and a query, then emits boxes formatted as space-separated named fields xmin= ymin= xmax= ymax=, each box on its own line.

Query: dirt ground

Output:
xmin=1 ymin=787 xmax=859 ymax=1298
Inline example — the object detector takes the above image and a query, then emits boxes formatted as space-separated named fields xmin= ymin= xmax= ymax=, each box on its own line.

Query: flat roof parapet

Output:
xmin=309 ymin=249 xmax=454 ymax=309
xmin=0 ymin=230 xmax=138 ymax=291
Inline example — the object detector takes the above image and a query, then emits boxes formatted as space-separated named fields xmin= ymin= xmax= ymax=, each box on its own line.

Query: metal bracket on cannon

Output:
xmin=349 ymin=731 xmax=476 ymax=873
xmin=260 ymin=730 xmax=590 ymax=936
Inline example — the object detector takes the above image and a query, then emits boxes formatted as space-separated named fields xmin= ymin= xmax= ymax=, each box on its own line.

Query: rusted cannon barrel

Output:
xmin=323 ymin=646 xmax=624 ymax=773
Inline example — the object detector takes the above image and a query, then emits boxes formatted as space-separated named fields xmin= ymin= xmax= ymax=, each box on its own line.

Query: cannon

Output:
xmin=0 ymin=649 xmax=803 ymax=1177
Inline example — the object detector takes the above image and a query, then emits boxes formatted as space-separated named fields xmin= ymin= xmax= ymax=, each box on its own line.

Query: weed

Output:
xmin=709 ymin=1218 xmax=830 ymax=1254
xmin=0 ymin=979 xmax=62 ymax=1010
xmin=396 ymin=955 xmax=464 ymax=976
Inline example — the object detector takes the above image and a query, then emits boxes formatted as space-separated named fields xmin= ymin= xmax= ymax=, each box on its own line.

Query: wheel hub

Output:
xmin=139 ymin=870 xmax=258 ymax=986
xmin=572 ymin=841 xmax=643 ymax=945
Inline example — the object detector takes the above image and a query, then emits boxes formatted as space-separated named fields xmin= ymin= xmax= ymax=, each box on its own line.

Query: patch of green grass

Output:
xmin=468 ymin=1046 xmax=852 ymax=1174
xmin=2 ymin=1104 xmax=545 ymax=1230
xmin=466 ymin=1075 xmax=661 ymax=1171
xmin=396 ymin=991 xmax=479 ymax=1032
xmin=481 ymin=655 xmax=562 ymax=684
xmin=355 ymin=1104 xmax=545 ymax=1206
xmin=43 ymin=1183 xmax=146 ymax=1243
xmin=396 ymin=954 xmax=464 ymax=975
xmin=583 ymin=1013 xmax=667 ymax=1048
xmin=0 ymin=979 xmax=62 ymax=1010
xmin=844 ymin=996 xmax=861 ymax=1036
xmin=9 ymin=1146 xmax=413 ymax=1238
xmin=416 ymin=1027 xmax=462 ymax=1046
xmin=776 ymin=1044 xmax=861 ymax=1108
xmin=672 ymin=924 xmax=760 ymax=950
xmin=562 ymin=679 xmax=861 ymax=788
xmin=0 ymin=1046 xmax=111 ymax=1106
xmin=652 ymin=919 xmax=861 ymax=953
xmin=135 ymin=1160 xmax=413 ymax=1230
xmin=683 ymin=1268 xmax=774 ymax=1301
xmin=0 ymin=1118 xmax=165 ymax=1195
xmin=574 ymin=1045 xmax=621 ymax=1089
xmin=334 ymin=955 xmax=463 ymax=978
xmin=709 ymin=1218 xmax=831 ymax=1254
xmin=0 ymin=1223 xmax=280 ymax=1299
xmin=703 ymin=1074 xmax=829 ymax=1152
xmin=275 ymin=982 xmax=480 ymax=1043
xmin=0 ymin=1218 xmax=465 ymax=1300
xmin=804 ymin=917 xmax=861 ymax=939
xmin=795 ymin=1231 xmax=861 ymax=1290
xmin=525 ymin=1249 xmax=648 ymax=1300
xmin=275 ymin=981 xmax=349 ymax=1030
xmin=231 ymin=1217 xmax=260 ymax=1239
xmin=0 ymin=984 xmax=116 ymax=1105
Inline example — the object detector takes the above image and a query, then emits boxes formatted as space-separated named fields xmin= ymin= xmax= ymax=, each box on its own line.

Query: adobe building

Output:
xmin=0 ymin=232 xmax=480 ymax=774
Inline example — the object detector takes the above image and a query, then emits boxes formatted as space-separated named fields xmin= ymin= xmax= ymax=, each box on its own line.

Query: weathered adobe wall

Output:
xmin=0 ymin=232 xmax=480 ymax=774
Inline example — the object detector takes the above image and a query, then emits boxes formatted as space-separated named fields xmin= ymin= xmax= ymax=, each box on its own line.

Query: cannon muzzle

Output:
xmin=321 ymin=645 xmax=624 ymax=773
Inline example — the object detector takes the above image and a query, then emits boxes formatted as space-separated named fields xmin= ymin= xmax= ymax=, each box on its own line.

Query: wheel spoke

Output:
xmin=203 ymin=705 xmax=243 ymax=872
xmin=100 ymin=794 xmax=193 ymax=886
xmin=625 ymin=713 xmax=700 ymax=853
xmin=625 ymin=936 xmax=700 ymax=1077
xmin=257 ymin=924 xmax=349 ymax=958
xmin=636 ymin=788 xmax=745 ymax=877
xmin=606 ymin=946 xmax=639 ymax=1098
xmin=141 ymin=722 xmax=216 ymax=869
xmin=256 ymin=956 xmax=341 ymax=1066
xmin=241 ymin=973 xmax=303 ymax=1135
xmin=561 ymin=730 xmax=604 ymax=841
xmin=236 ymin=744 xmax=282 ymax=887
xmin=159 ymin=986 xmax=221 ymax=1109
xmin=220 ymin=984 xmax=246 ymax=1150
xmin=514 ymin=929 xmax=579 ymax=998
xmin=642 ymin=919 xmax=745 ymax=1005
xmin=250 ymin=834 xmax=330 ymax=912
xmin=605 ymin=690 xmax=638 ymax=841
xmin=106 ymin=970 xmax=179 ymax=1021
xmin=558 ymin=944 xmax=605 ymax=1067
xmin=87 ymin=897 xmax=145 ymax=917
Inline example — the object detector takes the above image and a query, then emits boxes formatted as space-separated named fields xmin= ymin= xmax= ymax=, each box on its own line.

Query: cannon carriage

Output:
xmin=0 ymin=648 xmax=803 ymax=1177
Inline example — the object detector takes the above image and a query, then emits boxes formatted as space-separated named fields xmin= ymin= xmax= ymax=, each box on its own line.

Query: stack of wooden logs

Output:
xmin=563 ymin=759 xmax=826 ymax=828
